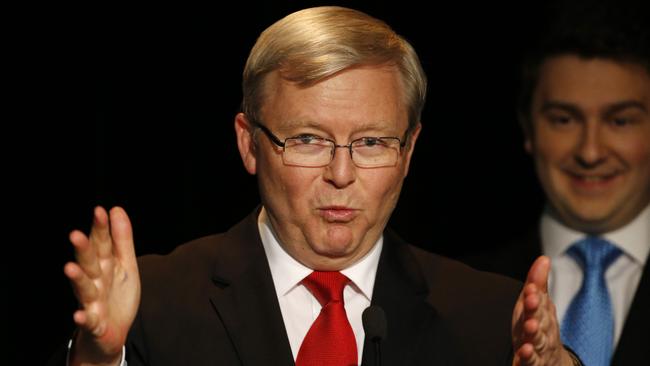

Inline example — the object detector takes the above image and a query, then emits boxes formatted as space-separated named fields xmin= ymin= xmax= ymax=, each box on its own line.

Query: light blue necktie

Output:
xmin=560 ymin=237 xmax=622 ymax=366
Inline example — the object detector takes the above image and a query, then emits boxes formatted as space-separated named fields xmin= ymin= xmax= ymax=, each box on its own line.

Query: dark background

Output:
xmin=14 ymin=1 xmax=548 ymax=363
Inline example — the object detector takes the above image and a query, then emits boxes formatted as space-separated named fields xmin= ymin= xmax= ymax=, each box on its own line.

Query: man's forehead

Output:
xmin=276 ymin=119 xmax=396 ymax=131
xmin=535 ymin=56 xmax=650 ymax=106
xmin=259 ymin=68 xmax=408 ymax=134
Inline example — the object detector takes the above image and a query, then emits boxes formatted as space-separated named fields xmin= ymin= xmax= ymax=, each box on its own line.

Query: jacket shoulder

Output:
xmin=407 ymin=245 xmax=521 ymax=365
xmin=409 ymin=245 xmax=522 ymax=311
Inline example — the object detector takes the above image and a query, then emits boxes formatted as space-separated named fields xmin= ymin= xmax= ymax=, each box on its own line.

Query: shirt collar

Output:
xmin=541 ymin=203 xmax=650 ymax=265
xmin=258 ymin=207 xmax=382 ymax=301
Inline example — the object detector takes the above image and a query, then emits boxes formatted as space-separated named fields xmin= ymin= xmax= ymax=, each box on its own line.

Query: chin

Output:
xmin=561 ymin=207 xmax=620 ymax=233
xmin=310 ymin=226 xmax=356 ymax=256
xmin=329 ymin=222 xmax=356 ymax=240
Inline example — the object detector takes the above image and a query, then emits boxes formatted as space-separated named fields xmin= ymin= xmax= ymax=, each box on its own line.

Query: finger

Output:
xmin=65 ymin=262 xmax=99 ymax=304
xmin=523 ymin=317 xmax=538 ymax=337
xmin=520 ymin=284 xmax=542 ymax=328
xmin=523 ymin=285 xmax=541 ymax=315
xmin=524 ymin=317 xmax=549 ymax=354
xmin=65 ymin=261 xmax=99 ymax=301
xmin=73 ymin=309 xmax=105 ymax=337
xmin=520 ymin=317 xmax=539 ymax=349
xmin=89 ymin=206 xmax=112 ymax=258
xmin=512 ymin=287 xmax=529 ymax=348
xmin=517 ymin=343 xmax=538 ymax=366
xmin=525 ymin=256 xmax=550 ymax=294
xmin=109 ymin=207 xmax=137 ymax=268
xmin=70 ymin=230 xmax=102 ymax=278
xmin=522 ymin=287 xmax=547 ymax=337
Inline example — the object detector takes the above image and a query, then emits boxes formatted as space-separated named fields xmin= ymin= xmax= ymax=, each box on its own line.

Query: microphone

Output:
xmin=362 ymin=305 xmax=387 ymax=366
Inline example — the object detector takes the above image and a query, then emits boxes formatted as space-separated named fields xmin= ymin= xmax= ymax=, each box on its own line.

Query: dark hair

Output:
xmin=517 ymin=0 xmax=650 ymax=128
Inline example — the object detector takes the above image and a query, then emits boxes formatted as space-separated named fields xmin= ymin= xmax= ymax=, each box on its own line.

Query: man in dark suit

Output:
xmin=61 ymin=6 xmax=579 ymax=366
xmin=463 ymin=3 xmax=650 ymax=365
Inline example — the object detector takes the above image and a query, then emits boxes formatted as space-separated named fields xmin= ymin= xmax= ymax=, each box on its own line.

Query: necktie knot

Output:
xmin=302 ymin=271 xmax=349 ymax=306
xmin=567 ymin=236 xmax=622 ymax=273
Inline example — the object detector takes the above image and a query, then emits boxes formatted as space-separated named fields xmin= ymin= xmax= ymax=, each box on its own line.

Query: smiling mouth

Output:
xmin=318 ymin=206 xmax=359 ymax=222
xmin=566 ymin=170 xmax=622 ymax=190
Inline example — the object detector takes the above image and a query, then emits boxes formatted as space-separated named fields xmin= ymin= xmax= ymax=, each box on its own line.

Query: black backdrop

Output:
xmin=14 ymin=1 xmax=548 ymax=363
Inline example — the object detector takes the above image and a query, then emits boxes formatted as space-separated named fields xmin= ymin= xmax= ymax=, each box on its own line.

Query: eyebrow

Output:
xmin=277 ymin=119 xmax=397 ymax=135
xmin=540 ymin=101 xmax=584 ymax=119
xmin=540 ymin=100 xmax=648 ymax=117
xmin=603 ymin=100 xmax=648 ymax=115
xmin=274 ymin=120 xmax=322 ymax=133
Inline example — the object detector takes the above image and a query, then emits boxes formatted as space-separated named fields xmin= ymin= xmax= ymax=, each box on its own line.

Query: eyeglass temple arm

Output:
xmin=250 ymin=120 xmax=286 ymax=147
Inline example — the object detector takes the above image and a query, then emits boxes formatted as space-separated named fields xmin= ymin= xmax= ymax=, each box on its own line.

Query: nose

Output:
xmin=575 ymin=121 xmax=607 ymax=168
xmin=323 ymin=146 xmax=356 ymax=188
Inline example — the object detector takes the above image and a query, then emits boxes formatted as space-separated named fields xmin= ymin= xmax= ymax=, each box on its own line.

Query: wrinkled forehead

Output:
xmin=258 ymin=67 xmax=410 ymax=135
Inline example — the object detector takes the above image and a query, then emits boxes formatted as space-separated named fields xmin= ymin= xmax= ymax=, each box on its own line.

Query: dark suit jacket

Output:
xmin=121 ymin=210 xmax=521 ymax=365
xmin=461 ymin=226 xmax=650 ymax=364
xmin=48 ymin=210 xmax=521 ymax=366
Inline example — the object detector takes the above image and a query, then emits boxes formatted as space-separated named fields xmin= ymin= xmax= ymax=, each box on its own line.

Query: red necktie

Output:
xmin=295 ymin=271 xmax=358 ymax=366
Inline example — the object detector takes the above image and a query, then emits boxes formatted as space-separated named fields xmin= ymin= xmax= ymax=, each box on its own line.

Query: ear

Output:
xmin=234 ymin=113 xmax=257 ymax=175
xmin=524 ymin=138 xmax=533 ymax=154
xmin=519 ymin=112 xmax=534 ymax=155
xmin=402 ymin=122 xmax=422 ymax=177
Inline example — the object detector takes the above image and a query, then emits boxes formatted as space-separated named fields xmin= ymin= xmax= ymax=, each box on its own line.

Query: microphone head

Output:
xmin=362 ymin=305 xmax=387 ymax=342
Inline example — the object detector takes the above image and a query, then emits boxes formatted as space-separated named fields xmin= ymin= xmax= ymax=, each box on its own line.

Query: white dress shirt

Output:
xmin=258 ymin=208 xmax=382 ymax=365
xmin=542 ymin=203 xmax=650 ymax=346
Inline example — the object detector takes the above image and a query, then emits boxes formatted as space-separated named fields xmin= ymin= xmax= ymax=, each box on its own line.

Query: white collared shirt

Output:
xmin=258 ymin=208 xmax=382 ymax=365
xmin=542 ymin=203 xmax=650 ymax=346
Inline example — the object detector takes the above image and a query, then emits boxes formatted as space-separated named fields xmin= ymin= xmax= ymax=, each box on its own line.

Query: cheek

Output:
xmin=363 ymin=170 xmax=404 ymax=210
xmin=264 ymin=167 xmax=321 ymax=207
xmin=535 ymin=132 xmax=567 ymax=160
xmin=531 ymin=136 xmax=567 ymax=194
xmin=623 ymin=139 xmax=650 ymax=164
xmin=625 ymin=143 xmax=650 ymax=186
xmin=285 ymin=169 xmax=320 ymax=195
xmin=533 ymin=130 xmax=577 ymax=175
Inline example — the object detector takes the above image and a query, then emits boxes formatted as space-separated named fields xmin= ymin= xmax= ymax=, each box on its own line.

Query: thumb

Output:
xmin=109 ymin=206 xmax=137 ymax=267
xmin=526 ymin=255 xmax=551 ymax=293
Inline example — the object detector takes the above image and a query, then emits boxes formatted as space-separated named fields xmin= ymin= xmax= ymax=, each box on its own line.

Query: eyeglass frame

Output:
xmin=249 ymin=119 xmax=411 ymax=168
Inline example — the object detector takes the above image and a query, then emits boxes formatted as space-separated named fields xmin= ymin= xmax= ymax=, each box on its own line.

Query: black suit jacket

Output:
xmin=122 ymin=210 xmax=521 ymax=365
xmin=49 ymin=210 xmax=521 ymax=366
xmin=461 ymin=226 xmax=650 ymax=364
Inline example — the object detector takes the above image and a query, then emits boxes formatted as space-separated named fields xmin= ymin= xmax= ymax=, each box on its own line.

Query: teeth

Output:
xmin=582 ymin=176 xmax=605 ymax=182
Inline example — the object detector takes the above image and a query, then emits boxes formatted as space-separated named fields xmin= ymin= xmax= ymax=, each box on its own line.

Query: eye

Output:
xmin=360 ymin=137 xmax=384 ymax=147
xmin=293 ymin=134 xmax=321 ymax=144
xmin=610 ymin=117 xmax=633 ymax=127
xmin=548 ymin=115 xmax=572 ymax=125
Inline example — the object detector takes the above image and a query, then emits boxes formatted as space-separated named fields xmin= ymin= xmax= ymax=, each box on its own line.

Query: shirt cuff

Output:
xmin=66 ymin=339 xmax=127 ymax=366
xmin=563 ymin=345 xmax=583 ymax=366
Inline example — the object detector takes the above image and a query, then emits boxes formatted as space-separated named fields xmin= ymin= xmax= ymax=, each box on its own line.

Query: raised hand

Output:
xmin=64 ymin=206 xmax=141 ymax=366
xmin=511 ymin=256 xmax=576 ymax=366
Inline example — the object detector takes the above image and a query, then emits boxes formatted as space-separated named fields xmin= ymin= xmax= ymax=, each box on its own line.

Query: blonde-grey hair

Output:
xmin=241 ymin=6 xmax=427 ymax=131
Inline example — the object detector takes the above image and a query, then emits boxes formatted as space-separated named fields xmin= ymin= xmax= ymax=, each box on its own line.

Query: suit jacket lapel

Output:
xmin=207 ymin=211 xmax=295 ymax=366
xmin=612 ymin=252 xmax=650 ymax=363
xmin=362 ymin=230 xmax=447 ymax=366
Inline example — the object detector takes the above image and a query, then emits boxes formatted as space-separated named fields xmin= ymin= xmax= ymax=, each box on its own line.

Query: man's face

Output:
xmin=527 ymin=55 xmax=650 ymax=233
xmin=235 ymin=66 xmax=419 ymax=270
